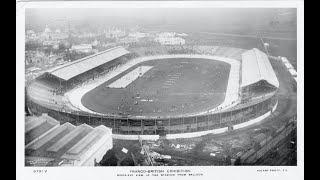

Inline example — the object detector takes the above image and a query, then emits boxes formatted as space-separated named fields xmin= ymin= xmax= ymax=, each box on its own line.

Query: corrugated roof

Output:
xmin=25 ymin=115 xmax=60 ymax=146
xmin=46 ymin=124 xmax=93 ymax=153
xmin=62 ymin=125 xmax=111 ymax=160
xmin=25 ymin=116 xmax=46 ymax=133
xmin=241 ymin=48 xmax=279 ymax=88
xmin=25 ymin=116 xmax=113 ymax=166
xmin=47 ymin=46 xmax=130 ymax=81
xmin=26 ymin=122 xmax=76 ymax=150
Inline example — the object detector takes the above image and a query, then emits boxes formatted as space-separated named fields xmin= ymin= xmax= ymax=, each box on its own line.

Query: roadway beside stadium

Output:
xmin=26 ymin=46 xmax=279 ymax=139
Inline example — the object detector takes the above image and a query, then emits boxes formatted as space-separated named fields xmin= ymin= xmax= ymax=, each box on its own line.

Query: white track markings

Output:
xmin=107 ymin=66 xmax=153 ymax=88
xmin=161 ymin=71 xmax=182 ymax=89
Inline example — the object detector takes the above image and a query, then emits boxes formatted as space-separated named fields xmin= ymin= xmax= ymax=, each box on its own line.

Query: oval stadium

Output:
xmin=26 ymin=46 xmax=280 ymax=139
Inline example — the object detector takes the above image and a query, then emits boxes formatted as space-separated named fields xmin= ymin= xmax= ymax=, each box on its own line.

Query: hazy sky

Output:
xmin=26 ymin=8 xmax=296 ymax=33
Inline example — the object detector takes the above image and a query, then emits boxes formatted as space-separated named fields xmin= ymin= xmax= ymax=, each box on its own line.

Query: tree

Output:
xmin=234 ymin=157 xmax=241 ymax=165
xmin=120 ymin=156 xmax=135 ymax=166
xmin=100 ymin=149 xmax=118 ymax=166
xmin=25 ymin=41 xmax=42 ymax=51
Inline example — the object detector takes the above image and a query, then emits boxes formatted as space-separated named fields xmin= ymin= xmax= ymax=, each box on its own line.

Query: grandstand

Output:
xmin=47 ymin=46 xmax=129 ymax=81
xmin=27 ymin=46 xmax=132 ymax=111
xmin=241 ymin=48 xmax=279 ymax=100
xmin=26 ymin=45 xmax=279 ymax=139
xmin=35 ymin=46 xmax=130 ymax=94
xmin=25 ymin=114 xmax=112 ymax=166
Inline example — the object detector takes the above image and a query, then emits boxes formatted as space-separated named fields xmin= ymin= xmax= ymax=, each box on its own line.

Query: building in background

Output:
xmin=154 ymin=32 xmax=186 ymax=45
xmin=71 ymin=44 xmax=93 ymax=53
xmin=128 ymin=32 xmax=148 ymax=40
xmin=91 ymin=40 xmax=100 ymax=47
xmin=35 ymin=25 xmax=69 ymax=42
xmin=105 ymin=27 xmax=126 ymax=39
xmin=176 ymin=33 xmax=188 ymax=37
xmin=157 ymin=32 xmax=176 ymax=38
xmin=155 ymin=36 xmax=185 ymax=45
xmin=44 ymin=25 xmax=51 ymax=34
xmin=49 ymin=32 xmax=69 ymax=41
xmin=119 ymin=36 xmax=138 ymax=44
xmin=26 ymin=30 xmax=38 ymax=41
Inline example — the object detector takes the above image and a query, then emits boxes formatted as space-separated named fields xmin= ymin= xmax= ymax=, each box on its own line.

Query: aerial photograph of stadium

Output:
xmin=24 ymin=7 xmax=297 ymax=166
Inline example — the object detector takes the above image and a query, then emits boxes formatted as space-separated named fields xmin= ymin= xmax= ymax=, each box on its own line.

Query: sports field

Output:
xmin=81 ymin=58 xmax=230 ymax=117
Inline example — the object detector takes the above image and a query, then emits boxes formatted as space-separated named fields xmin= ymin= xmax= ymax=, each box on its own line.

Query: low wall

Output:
xmin=233 ymin=101 xmax=277 ymax=130
xmin=166 ymin=127 xmax=228 ymax=139
xmin=112 ymin=134 xmax=159 ymax=141
xmin=111 ymin=102 xmax=275 ymax=140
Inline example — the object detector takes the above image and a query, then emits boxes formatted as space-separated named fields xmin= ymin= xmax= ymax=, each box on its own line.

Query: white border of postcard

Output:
xmin=16 ymin=1 xmax=304 ymax=180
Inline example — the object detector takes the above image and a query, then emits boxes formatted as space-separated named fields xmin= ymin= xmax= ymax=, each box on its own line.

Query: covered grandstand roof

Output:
xmin=241 ymin=48 xmax=279 ymax=88
xmin=47 ymin=46 xmax=130 ymax=81
xmin=25 ymin=114 xmax=113 ymax=166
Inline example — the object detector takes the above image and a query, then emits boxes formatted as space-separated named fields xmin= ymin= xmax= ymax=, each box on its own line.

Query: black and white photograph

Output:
xmin=16 ymin=1 xmax=304 ymax=180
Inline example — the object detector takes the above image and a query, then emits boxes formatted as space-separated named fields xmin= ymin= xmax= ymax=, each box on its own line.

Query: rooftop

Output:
xmin=46 ymin=46 xmax=130 ymax=81
xmin=25 ymin=114 xmax=112 ymax=166
xmin=241 ymin=48 xmax=279 ymax=88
